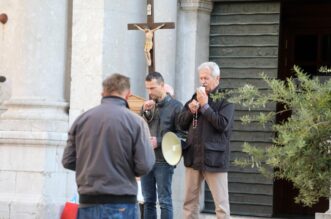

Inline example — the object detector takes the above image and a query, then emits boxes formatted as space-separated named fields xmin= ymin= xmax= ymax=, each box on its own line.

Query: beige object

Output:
xmin=134 ymin=24 xmax=165 ymax=66
xmin=197 ymin=86 xmax=205 ymax=93
xmin=127 ymin=95 xmax=145 ymax=114
xmin=164 ymin=83 xmax=174 ymax=96
xmin=162 ymin=131 xmax=182 ymax=165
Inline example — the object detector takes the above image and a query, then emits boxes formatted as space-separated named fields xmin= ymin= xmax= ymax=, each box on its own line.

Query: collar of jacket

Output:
xmin=209 ymin=84 xmax=222 ymax=95
xmin=102 ymin=96 xmax=129 ymax=109
xmin=156 ymin=95 xmax=171 ymax=107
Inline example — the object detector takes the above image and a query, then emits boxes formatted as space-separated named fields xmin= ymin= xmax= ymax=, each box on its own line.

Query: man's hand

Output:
xmin=150 ymin=136 xmax=157 ymax=149
xmin=143 ymin=100 xmax=155 ymax=111
xmin=188 ymin=99 xmax=200 ymax=114
xmin=196 ymin=88 xmax=208 ymax=107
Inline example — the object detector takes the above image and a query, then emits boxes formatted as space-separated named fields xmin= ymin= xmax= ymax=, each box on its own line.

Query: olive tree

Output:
xmin=228 ymin=66 xmax=331 ymax=206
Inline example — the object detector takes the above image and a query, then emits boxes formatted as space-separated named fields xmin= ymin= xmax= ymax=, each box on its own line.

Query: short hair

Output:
xmin=102 ymin=73 xmax=130 ymax=94
xmin=197 ymin=62 xmax=220 ymax=78
xmin=145 ymin=72 xmax=164 ymax=85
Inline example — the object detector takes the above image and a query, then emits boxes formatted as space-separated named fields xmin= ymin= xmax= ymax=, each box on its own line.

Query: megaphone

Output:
xmin=161 ymin=132 xmax=182 ymax=165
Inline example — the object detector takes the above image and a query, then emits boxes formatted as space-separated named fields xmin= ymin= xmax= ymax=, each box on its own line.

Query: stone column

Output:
xmin=172 ymin=1 xmax=213 ymax=218
xmin=69 ymin=0 xmax=105 ymax=124
xmin=154 ymin=0 xmax=178 ymax=88
xmin=0 ymin=1 xmax=69 ymax=218
xmin=103 ymin=1 xmax=146 ymax=97
xmin=1 ymin=6 xmax=12 ymax=115
xmin=175 ymin=0 xmax=213 ymax=103
xmin=69 ymin=1 xmax=147 ymax=117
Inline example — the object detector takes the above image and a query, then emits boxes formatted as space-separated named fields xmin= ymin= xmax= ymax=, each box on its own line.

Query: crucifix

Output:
xmin=128 ymin=0 xmax=175 ymax=73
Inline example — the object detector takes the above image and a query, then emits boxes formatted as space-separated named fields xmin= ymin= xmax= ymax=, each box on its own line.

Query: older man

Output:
xmin=178 ymin=62 xmax=234 ymax=219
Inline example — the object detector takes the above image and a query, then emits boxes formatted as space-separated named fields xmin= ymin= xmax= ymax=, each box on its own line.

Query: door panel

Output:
xmin=276 ymin=0 xmax=330 ymax=216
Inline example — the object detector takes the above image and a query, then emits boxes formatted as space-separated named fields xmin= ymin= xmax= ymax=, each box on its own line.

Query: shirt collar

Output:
xmin=102 ymin=96 xmax=129 ymax=109
xmin=156 ymin=95 xmax=171 ymax=107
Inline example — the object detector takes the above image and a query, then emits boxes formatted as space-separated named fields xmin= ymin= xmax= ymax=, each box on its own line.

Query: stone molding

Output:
xmin=1 ymin=98 xmax=68 ymax=121
xmin=180 ymin=0 xmax=213 ymax=13
xmin=0 ymin=131 xmax=67 ymax=146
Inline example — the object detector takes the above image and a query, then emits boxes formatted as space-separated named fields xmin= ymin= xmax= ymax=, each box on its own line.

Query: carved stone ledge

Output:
xmin=180 ymin=0 xmax=213 ymax=13
xmin=0 ymin=98 xmax=69 ymax=132
xmin=0 ymin=130 xmax=67 ymax=146
xmin=1 ymin=98 xmax=69 ymax=121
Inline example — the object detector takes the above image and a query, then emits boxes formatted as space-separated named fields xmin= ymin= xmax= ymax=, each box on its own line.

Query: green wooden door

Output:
xmin=207 ymin=1 xmax=280 ymax=217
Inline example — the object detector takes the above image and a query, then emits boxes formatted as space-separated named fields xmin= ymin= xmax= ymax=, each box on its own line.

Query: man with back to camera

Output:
xmin=62 ymin=73 xmax=155 ymax=219
xmin=140 ymin=72 xmax=184 ymax=219
xmin=178 ymin=62 xmax=234 ymax=219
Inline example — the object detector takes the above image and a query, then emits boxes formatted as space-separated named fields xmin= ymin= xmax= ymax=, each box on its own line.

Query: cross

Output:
xmin=128 ymin=0 xmax=175 ymax=73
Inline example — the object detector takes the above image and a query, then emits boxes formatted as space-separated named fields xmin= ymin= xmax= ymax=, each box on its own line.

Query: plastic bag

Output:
xmin=61 ymin=193 xmax=79 ymax=219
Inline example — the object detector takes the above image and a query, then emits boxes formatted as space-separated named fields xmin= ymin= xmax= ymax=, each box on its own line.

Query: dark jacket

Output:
xmin=141 ymin=95 xmax=184 ymax=163
xmin=178 ymin=85 xmax=234 ymax=172
xmin=62 ymin=96 xmax=155 ymax=204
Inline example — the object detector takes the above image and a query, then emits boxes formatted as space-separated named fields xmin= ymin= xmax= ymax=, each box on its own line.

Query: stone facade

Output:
xmin=0 ymin=0 xmax=213 ymax=218
xmin=0 ymin=1 xmax=70 ymax=218
xmin=1 ymin=0 xmax=329 ymax=218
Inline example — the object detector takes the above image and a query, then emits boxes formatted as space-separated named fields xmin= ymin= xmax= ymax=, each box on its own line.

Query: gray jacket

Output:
xmin=62 ymin=96 xmax=155 ymax=203
xmin=178 ymin=86 xmax=234 ymax=172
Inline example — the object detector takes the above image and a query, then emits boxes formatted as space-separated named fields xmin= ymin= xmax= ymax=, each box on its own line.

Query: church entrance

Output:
xmin=275 ymin=0 xmax=330 ymax=217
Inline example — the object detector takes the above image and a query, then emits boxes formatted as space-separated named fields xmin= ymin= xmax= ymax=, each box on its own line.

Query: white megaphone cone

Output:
xmin=161 ymin=132 xmax=182 ymax=165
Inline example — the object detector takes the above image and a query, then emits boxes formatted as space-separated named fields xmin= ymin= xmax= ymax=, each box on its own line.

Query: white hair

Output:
xmin=197 ymin=62 xmax=220 ymax=78
xmin=164 ymin=83 xmax=174 ymax=96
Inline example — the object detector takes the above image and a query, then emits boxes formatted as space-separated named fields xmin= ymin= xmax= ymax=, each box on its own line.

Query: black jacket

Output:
xmin=141 ymin=95 xmax=184 ymax=163
xmin=178 ymin=85 xmax=234 ymax=172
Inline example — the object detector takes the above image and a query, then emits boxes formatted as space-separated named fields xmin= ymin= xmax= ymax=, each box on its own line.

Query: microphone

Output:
xmin=0 ymin=76 xmax=6 ymax=82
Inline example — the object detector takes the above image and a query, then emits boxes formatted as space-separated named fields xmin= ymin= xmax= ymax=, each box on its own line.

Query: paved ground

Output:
xmin=199 ymin=216 xmax=278 ymax=219
xmin=154 ymin=213 xmax=315 ymax=219
xmin=198 ymin=214 xmax=314 ymax=219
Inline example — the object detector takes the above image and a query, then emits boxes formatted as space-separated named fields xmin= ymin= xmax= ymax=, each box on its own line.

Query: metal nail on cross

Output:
xmin=128 ymin=0 xmax=175 ymax=73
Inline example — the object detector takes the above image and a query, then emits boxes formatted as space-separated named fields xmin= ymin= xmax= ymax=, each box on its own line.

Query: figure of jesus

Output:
xmin=134 ymin=24 xmax=165 ymax=66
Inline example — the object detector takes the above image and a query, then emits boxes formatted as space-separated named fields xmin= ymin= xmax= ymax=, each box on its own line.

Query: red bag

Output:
xmin=61 ymin=202 xmax=79 ymax=219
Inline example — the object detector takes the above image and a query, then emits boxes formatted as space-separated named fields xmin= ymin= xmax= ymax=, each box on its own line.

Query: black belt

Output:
xmin=79 ymin=194 xmax=137 ymax=204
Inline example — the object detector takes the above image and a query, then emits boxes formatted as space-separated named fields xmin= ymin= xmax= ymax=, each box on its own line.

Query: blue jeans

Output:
xmin=141 ymin=162 xmax=174 ymax=219
xmin=77 ymin=203 xmax=139 ymax=219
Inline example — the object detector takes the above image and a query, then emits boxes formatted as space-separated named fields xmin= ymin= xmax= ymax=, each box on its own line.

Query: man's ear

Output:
xmin=102 ymin=89 xmax=111 ymax=97
xmin=124 ymin=90 xmax=132 ymax=100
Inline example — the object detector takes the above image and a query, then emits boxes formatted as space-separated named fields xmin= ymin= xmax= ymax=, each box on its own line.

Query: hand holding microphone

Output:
xmin=196 ymin=86 xmax=208 ymax=107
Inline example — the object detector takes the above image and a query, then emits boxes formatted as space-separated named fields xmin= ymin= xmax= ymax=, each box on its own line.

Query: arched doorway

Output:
xmin=276 ymin=0 xmax=330 ymax=217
